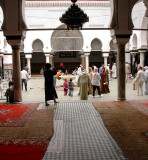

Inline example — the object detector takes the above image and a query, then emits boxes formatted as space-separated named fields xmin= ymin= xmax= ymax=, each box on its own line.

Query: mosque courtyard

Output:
xmin=22 ymin=76 xmax=148 ymax=103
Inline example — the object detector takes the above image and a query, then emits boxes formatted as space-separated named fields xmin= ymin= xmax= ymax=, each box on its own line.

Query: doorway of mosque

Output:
xmin=54 ymin=51 xmax=81 ymax=73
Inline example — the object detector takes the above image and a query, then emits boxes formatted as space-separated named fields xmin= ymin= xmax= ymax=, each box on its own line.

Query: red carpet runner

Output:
xmin=0 ymin=104 xmax=38 ymax=127
xmin=0 ymin=145 xmax=46 ymax=160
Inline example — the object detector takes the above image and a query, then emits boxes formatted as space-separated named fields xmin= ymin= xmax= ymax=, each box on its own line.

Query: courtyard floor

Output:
xmin=22 ymin=76 xmax=148 ymax=103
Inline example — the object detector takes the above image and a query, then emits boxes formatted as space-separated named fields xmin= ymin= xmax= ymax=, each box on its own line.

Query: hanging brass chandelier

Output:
xmin=59 ymin=0 xmax=89 ymax=30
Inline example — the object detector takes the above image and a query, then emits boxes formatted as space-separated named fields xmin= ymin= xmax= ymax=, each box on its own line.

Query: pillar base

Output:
xmin=117 ymin=98 xmax=126 ymax=101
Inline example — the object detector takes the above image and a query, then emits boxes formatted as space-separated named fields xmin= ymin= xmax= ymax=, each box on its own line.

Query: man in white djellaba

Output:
xmin=112 ymin=63 xmax=117 ymax=78
xmin=144 ymin=66 xmax=148 ymax=95
xmin=135 ymin=66 xmax=144 ymax=96
xmin=75 ymin=64 xmax=82 ymax=84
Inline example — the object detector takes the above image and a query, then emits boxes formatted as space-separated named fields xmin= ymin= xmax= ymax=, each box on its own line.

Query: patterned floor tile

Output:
xmin=43 ymin=103 xmax=126 ymax=160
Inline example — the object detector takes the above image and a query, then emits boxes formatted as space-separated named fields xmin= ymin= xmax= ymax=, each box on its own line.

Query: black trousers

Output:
xmin=21 ymin=79 xmax=27 ymax=91
xmin=93 ymin=85 xmax=101 ymax=96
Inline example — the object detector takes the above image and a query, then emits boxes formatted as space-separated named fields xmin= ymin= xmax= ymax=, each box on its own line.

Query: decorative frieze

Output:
xmin=25 ymin=1 xmax=110 ymax=8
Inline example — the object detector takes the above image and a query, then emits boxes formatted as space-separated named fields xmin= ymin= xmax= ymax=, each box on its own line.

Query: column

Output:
xmin=114 ymin=52 xmax=117 ymax=64
xmin=103 ymin=53 xmax=109 ymax=68
xmin=45 ymin=54 xmax=49 ymax=63
xmin=49 ymin=55 xmax=53 ymax=67
xmin=0 ymin=53 xmax=3 ymax=79
xmin=130 ymin=52 xmax=137 ymax=77
xmin=81 ymin=55 xmax=85 ymax=68
xmin=84 ymin=53 xmax=90 ymax=72
xmin=116 ymin=42 xmax=126 ymax=101
xmin=25 ymin=54 xmax=32 ymax=78
xmin=139 ymin=50 xmax=146 ymax=68
xmin=12 ymin=45 xmax=22 ymax=102
xmin=52 ymin=56 xmax=55 ymax=68
xmin=109 ymin=55 xmax=112 ymax=67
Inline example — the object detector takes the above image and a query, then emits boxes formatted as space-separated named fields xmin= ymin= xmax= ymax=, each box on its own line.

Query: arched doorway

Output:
xmin=89 ymin=38 xmax=103 ymax=68
xmin=51 ymin=25 xmax=83 ymax=73
xmin=31 ymin=39 xmax=46 ymax=74
xmin=132 ymin=34 xmax=139 ymax=64
xmin=109 ymin=39 xmax=117 ymax=67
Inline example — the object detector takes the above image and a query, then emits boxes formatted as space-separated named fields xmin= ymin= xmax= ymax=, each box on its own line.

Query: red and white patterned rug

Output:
xmin=128 ymin=100 xmax=148 ymax=116
xmin=0 ymin=104 xmax=38 ymax=127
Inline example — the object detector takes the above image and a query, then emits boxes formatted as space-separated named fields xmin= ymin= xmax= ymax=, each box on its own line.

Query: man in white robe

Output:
xmin=135 ymin=66 xmax=144 ymax=96
xmin=112 ymin=63 xmax=117 ymax=78
xmin=75 ymin=64 xmax=82 ymax=84
xmin=144 ymin=66 xmax=148 ymax=95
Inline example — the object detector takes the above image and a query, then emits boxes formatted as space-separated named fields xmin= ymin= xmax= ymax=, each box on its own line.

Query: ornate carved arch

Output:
xmin=32 ymin=39 xmax=44 ymax=52
xmin=109 ymin=39 xmax=117 ymax=51
xmin=91 ymin=38 xmax=102 ymax=51
xmin=51 ymin=25 xmax=83 ymax=51
xmin=132 ymin=34 xmax=138 ymax=49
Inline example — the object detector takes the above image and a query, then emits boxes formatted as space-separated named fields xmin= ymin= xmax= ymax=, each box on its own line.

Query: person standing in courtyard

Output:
xmin=112 ymin=63 xmax=117 ymax=78
xmin=106 ymin=64 xmax=111 ymax=80
xmin=100 ymin=67 xmax=110 ymax=94
xmin=144 ymin=66 xmax=148 ymax=95
xmin=68 ymin=79 xmax=74 ymax=97
xmin=76 ymin=64 xmax=82 ymax=95
xmin=54 ymin=69 xmax=62 ymax=87
xmin=44 ymin=63 xmax=58 ymax=106
xmin=77 ymin=66 xmax=91 ymax=100
xmin=125 ymin=62 xmax=131 ymax=82
xmin=25 ymin=64 xmax=29 ymax=74
xmin=99 ymin=63 xmax=104 ymax=76
xmin=132 ymin=73 xmax=137 ymax=90
xmin=92 ymin=68 xmax=101 ymax=97
xmin=63 ymin=79 xmax=69 ymax=96
xmin=21 ymin=67 xmax=29 ymax=91
xmin=88 ymin=67 xmax=93 ymax=95
xmin=135 ymin=66 xmax=144 ymax=96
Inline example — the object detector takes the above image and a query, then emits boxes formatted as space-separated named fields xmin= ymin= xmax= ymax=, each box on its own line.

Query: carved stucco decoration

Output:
xmin=32 ymin=39 xmax=44 ymax=52
xmin=91 ymin=38 xmax=102 ymax=51
xmin=25 ymin=1 xmax=110 ymax=8
xmin=51 ymin=25 xmax=83 ymax=51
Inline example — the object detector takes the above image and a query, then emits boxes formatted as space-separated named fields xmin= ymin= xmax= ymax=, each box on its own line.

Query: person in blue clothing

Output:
xmin=24 ymin=64 xmax=29 ymax=74
xmin=99 ymin=63 xmax=104 ymax=76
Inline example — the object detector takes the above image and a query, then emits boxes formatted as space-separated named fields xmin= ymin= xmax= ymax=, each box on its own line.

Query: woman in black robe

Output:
xmin=44 ymin=63 xmax=58 ymax=106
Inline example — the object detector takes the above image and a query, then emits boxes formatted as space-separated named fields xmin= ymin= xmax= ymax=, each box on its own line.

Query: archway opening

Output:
xmin=90 ymin=38 xmax=103 ymax=68
xmin=109 ymin=39 xmax=117 ymax=66
xmin=131 ymin=0 xmax=147 ymax=29
xmin=31 ymin=39 xmax=46 ymax=74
